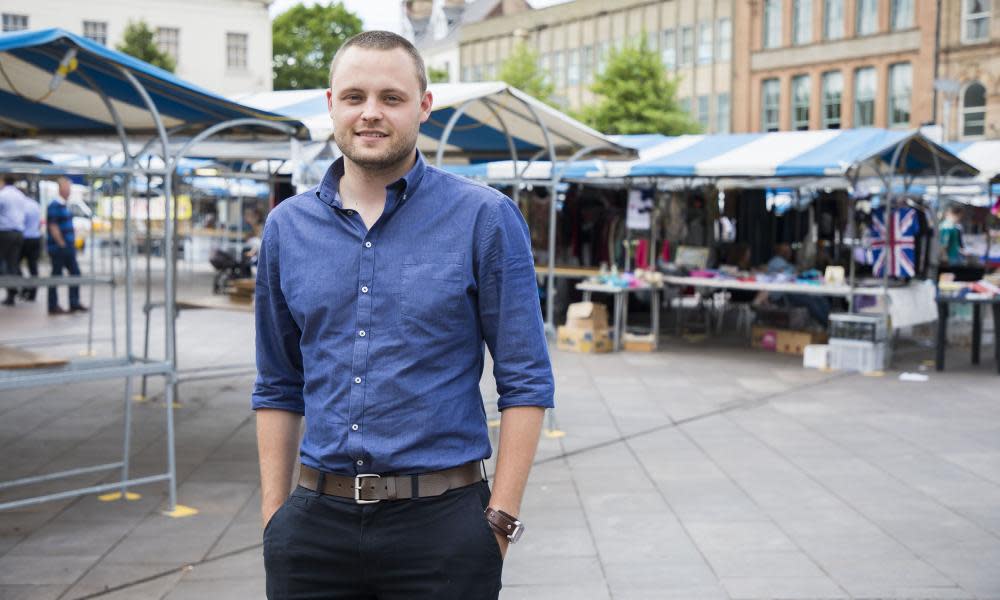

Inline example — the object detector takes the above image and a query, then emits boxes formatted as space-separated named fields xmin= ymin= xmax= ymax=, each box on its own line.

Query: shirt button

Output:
xmin=365 ymin=241 xmax=372 ymax=248
xmin=356 ymin=459 xmax=364 ymax=466
xmin=346 ymin=209 xmax=354 ymax=215
xmin=354 ymin=376 xmax=362 ymax=384
xmin=359 ymin=330 xmax=366 ymax=337
xmin=352 ymin=424 xmax=359 ymax=431
xmin=402 ymin=193 xmax=407 ymax=200
xmin=361 ymin=286 xmax=369 ymax=293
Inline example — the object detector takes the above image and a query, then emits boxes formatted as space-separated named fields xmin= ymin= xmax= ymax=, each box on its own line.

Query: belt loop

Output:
xmin=410 ymin=475 xmax=419 ymax=498
xmin=315 ymin=471 xmax=326 ymax=494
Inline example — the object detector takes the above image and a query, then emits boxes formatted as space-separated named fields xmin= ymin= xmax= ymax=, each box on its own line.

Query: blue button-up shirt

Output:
xmin=252 ymin=152 xmax=554 ymax=476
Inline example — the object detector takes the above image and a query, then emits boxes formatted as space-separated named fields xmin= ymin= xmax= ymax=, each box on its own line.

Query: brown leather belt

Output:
xmin=298 ymin=462 xmax=484 ymax=504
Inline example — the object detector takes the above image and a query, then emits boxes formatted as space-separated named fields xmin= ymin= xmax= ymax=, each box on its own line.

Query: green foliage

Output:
xmin=428 ymin=66 xmax=450 ymax=83
xmin=497 ymin=43 xmax=556 ymax=107
xmin=116 ymin=21 xmax=175 ymax=73
xmin=578 ymin=37 xmax=699 ymax=135
xmin=272 ymin=3 xmax=363 ymax=90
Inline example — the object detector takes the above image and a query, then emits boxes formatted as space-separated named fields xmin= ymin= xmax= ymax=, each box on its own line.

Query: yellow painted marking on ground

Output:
xmin=921 ymin=360 xmax=936 ymax=367
xmin=162 ymin=504 xmax=199 ymax=518
xmin=544 ymin=429 xmax=567 ymax=439
xmin=78 ymin=350 xmax=97 ymax=357
xmin=97 ymin=491 xmax=142 ymax=502
xmin=819 ymin=367 xmax=835 ymax=372
xmin=132 ymin=394 xmax=147 ymax=402
xmin=863 ymin=370 xmax=885 ymax=377
xmin=171 ymin=402 xmax=183 ymax=409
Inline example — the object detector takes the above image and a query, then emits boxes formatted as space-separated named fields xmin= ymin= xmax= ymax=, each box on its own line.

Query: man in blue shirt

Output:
xmin=47 ymin=177 xmax=87 ymax=315
xmin=253 ymin=31 xmax=554 ymax=600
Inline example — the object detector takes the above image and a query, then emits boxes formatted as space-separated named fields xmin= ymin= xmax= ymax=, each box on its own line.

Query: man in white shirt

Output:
xmin=16 ymin=187 xmax=42 ymax=301
xmin=0 ymin=176 xmax=27 ymax=306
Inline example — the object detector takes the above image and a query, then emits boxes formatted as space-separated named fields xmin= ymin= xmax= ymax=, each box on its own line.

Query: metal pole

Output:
xmin=435 ymin=99 xmax=476 ymax=168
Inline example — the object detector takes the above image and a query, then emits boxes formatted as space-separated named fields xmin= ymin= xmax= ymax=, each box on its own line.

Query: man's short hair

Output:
xmin=328 ymin=30 xmax=427 ymax=93
xmin=946 ymin=204 xmax=964 ymax=218
xmin=2 ymin=176 xmax=14 ymax=186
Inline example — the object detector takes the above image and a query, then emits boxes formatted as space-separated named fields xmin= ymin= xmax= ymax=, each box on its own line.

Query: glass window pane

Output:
xmin=717 ymin=93 xmax=731 ymax=133
xmin=856 ymin=0 xmax=878 ymax=35
xmin=793 ymin=0 xmax=813 ymax=45
xmin=698 ymin=22 xmax=713 ymax=64
xmin=888 ymin=63 xmax=912 ymax=126
xmin=762 ymin=78 xmax=780 ymax=131
xmin=661 ymin=29 xmax=676 ymax=70
xmin=891 ymin=0 xmax=914 ymax=29
xmin=681 ymin=26 xmax=694 ymax=65
xmin=825 ymin=0 xmax=844 ymax=39
xmin=822 ymin=71 xmax=843 ymax=129
xmin=698 ymin=95 xmax=710 ymax=129
xmin=962 ymin=82 xmax=987 ymax=137
xmin=717 ymin=18 xmax=732 ymax=61
xmin=792 ymin=75 xmax=811 ymax=130
xmin=854 ymin=67 xmax=876 ymax=126
xmin=764 ymin=0 xmax=783 ymax=48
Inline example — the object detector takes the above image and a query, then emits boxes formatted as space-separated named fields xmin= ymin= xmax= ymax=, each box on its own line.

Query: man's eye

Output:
xmin=385 ymin=96 xmax=400 ymax=103
xmin=345 ymin=95 xmax=362 ymax=102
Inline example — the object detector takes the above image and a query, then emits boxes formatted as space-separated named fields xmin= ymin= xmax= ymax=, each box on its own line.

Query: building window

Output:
xmin=582 ymin=45 xmax=594 ymax=83
xmin=568 ymin=49 xmax=580 ymax=86
xmin=697 ymin=95 xmax=710 ymax=129
xmin=226 ymin=32 xmax=248 ymax=70
xmin=961 ymin=81 xmax=986 ymax=137
xmin=717 ymin=18 xmax=732 ymax=62
xmin=888 ymin=62 xmax=912 ymax=127
xmin=680 ymin=26 xmax=694 ymax=65
xmin=763 ymin=0 xmax=783 ymax=48
xmin=82 ymin=21 xmax=108 ymax=45
xmin=854 ymin=67 xmax=876 ymax=126
xmin=891 ymin=0 xmax=914 ymax=30
xmin=761 ymin=78 xmax=780 ymax=132
xmin=793 ymin=0 xmax=812 ymax=45
xmin=792 ymin=75 xmax=811 ymax=130
xmin=698 ymin=22 xmax=713 ymax=64
xmin=661 ymin=29 xmax=676 ymax=70
xmin=824 ymin=0 xmax=845 ymax=39
xmin=461 ymin=65 xmax=472 ymax=82
xmin=821 ymin=70 xmax=843 ymax=129
xmin=856 ymin=0 xmax=878 ymax=36
xmin=2 ymin=13 xmax=28 ymax=32
xmin=716 ymin=93 xmax=731 ymax=133
xmin=680 ymin=97 xmax=692 ymax=116
xmin=156 ymin=27 xmax=180 ymax=63
xmin=597 ymin=42 xmax=611 ymax=75
xmin=554 ymin=51 xmax=565 ymax=89
xmin=962 ymin=0 xmax=991 ymax=43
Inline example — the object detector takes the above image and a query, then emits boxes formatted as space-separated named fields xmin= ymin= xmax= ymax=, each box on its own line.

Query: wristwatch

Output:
xmin=484 ymin=507 xmax=524 ymax=543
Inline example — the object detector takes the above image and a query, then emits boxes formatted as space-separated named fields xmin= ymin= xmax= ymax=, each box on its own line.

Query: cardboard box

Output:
xmin=751 ymin=326 xmax=779 ymax=351
xmin=565 ymin=302 xmax=609 ymax=331
xmin=557 ymin=326 xmax=613 ymax=353
xmin=623 ymin=332 xmax=656 ymax=352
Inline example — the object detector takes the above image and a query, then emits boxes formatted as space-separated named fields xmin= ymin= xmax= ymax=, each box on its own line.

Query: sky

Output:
xmin=268 ymin=0 xmax=572 ymax=31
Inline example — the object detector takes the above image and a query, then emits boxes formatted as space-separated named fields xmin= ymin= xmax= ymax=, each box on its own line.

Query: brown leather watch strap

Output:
xmin=484 ymin=506 xmax=524 ymax=543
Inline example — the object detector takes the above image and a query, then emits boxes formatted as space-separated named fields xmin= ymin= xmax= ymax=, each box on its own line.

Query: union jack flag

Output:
xmin=870 ymin=207 xmax=920 ymax=278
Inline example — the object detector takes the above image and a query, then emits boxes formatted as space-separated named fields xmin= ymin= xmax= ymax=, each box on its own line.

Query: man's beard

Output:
xmin=340 ymin=129 xmax=417 ymax=172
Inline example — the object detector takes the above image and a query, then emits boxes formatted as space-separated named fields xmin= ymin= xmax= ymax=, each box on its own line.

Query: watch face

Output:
xmin=508 ymin=522 xmax=524 ymax=543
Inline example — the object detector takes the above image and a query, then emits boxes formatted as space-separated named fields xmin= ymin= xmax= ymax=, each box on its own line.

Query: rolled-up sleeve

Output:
xmin=251 ymin=220 xmax=305 ymax=413
xmin=477 ymin=195 xmax=555 ymax=411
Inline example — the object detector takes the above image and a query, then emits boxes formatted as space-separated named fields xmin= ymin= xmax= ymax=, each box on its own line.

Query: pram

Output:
xmin=209 ymin=248 xmax=254 ymax=295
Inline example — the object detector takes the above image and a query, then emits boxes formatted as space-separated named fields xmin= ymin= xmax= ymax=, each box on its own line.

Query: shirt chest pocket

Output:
xmin=400 ymin=252 xmax=466 ymax=327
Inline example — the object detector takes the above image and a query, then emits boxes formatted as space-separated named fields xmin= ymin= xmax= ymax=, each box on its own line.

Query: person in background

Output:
xmin=939 ymin=204 xmax=965 ymax=265
xmin=0 ymin=176 xmax=27 ymax=306
xmin=765 ymin=243 xmax=830 ymax=327
xmin=47 ymin=177 xmax=87 ymax=315
xmin=16 ymin=186 xmax=42 ymax=302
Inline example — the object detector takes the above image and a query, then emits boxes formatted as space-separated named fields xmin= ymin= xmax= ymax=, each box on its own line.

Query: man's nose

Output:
xmin=360 ymin=99 xmax=382 ymax=121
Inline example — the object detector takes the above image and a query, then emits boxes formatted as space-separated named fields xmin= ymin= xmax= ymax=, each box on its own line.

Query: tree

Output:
xmin=117 ymin=21 xmax=175 ymax=73
xmin=577 ymin=38 xmax=699 ymax=135
xmin=272 ymin=3 xmax=363 ymax=90
xmin=497 ymin=43 xmax=556 ymax=107
xmin=428 ymin=66 xmax=450 ymax=84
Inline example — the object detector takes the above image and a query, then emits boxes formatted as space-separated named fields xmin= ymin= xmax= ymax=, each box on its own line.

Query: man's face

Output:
xmin=326 ymin=47 xmax=432 ymax=173
xmin=58 ymin=179 xmax=71 ymax=199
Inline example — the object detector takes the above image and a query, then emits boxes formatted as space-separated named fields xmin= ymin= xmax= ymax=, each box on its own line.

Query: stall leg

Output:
xmin=972 ymin=304 xmax=981 ymax=365
xmin=613 ymin=293 xmax=622 ymax=352
xmin=993 ymin=304 xmax=1000 ymax=375
xmin=120 ymin=376 xmax=133 ymax=497
xmin=936 ymin=301 xmax=947 ymax=371
xmin=652 ymin=289 xmax=661 ymax=350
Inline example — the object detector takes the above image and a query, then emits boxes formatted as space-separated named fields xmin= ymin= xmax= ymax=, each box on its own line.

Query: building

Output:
xmin=1 ymin=0 xmax=272 ymax=95
xmin=732 ymin=0 xmax=937 ymax=134
xmin=937 ymin=0 xmax=998 ymax=141
xmin=409 ymin=0 xmax=532 ymax=85
xmin=458 ymin=0 xmax=735 ymax=133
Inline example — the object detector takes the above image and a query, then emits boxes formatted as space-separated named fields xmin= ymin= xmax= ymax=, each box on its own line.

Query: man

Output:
xmin=0 ymin=176 xmax=27 ymax=306
xmin=17 ymin=185 xmax=42 ymax=301
xmin=47 ymin=177 xmax=87 ymax=315
xmin=253 ymin=31 xmax=553 ymax=600
xmin=939 ymin=204 xmax=965 ymax=265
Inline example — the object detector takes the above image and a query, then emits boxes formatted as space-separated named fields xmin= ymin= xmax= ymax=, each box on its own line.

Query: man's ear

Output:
xmin=419 ymin=91 xmax=433 ymax=123
xmin=326 ymin=88 xmax=334 ymax=113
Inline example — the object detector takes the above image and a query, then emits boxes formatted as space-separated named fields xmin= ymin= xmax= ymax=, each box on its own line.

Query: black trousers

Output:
xmin=19 ymin=237 xmax=41 ymax=299
xmin=263 ymin=480 xmax=503 ymax=600
xmin=48 ymin=246 xmax=82 ymax=310
xmin=0 ymin=230 xmax=23 ymax=302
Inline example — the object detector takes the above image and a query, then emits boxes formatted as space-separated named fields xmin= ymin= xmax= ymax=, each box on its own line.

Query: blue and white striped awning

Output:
xmin=237 ymin=82 xmax=634 ymax=162
xmin=0 ymin=28 xmax=305 ymax=137
xmin=445 ymin=129 xmax=978 ymax=184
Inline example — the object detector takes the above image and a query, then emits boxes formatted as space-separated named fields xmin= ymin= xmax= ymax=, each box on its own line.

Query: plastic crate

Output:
xmin=829 ymin=339 xmax=887 ymax=372
xmin=829 ymin=313 xmax=888 ymax=343
xmin=803 ymin=344 xmax=829 ymax=369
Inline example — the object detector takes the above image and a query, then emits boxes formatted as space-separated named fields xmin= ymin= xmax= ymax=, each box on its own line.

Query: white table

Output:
xmin=576 ymin=282 xmax=662 ymax=351
xmin=660 ymin=275 xmax=888 ymax=298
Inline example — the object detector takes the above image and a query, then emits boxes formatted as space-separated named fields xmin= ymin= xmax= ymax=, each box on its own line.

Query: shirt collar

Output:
xmin=316 ymin=149 xmax=427 ymax=209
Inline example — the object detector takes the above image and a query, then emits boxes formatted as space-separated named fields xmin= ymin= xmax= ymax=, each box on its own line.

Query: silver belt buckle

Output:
xmin=354 ymin=473 xmax=381 ymax=504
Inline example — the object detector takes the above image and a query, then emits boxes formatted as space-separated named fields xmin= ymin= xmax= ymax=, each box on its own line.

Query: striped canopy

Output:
xmin=236 ymin=82 xmax=635 ymax=162
xmin=0 ymin=28 xmax=305 ymax=138
xmin=946 ymin=140 xmax=1000 ymax=183
xmin=446 ymin=129 xmax=979 ymax=185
